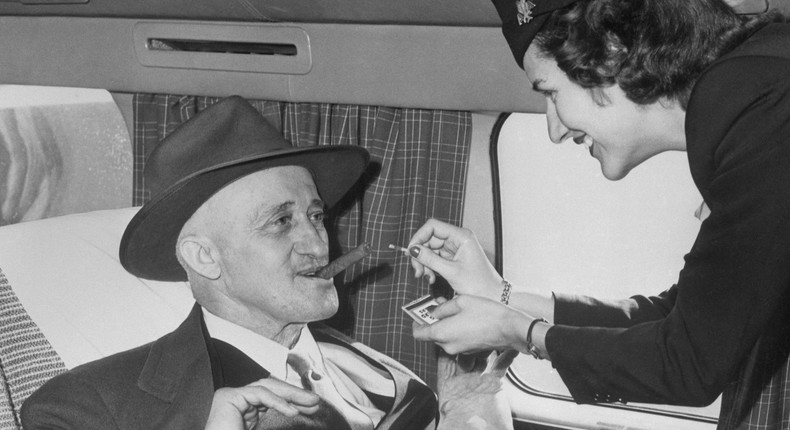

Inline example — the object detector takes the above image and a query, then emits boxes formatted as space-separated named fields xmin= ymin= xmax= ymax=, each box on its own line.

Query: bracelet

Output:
xmin=499 ymin=279 xmax=512 ymax=305
xmin=526 ymin=318 xmax=548 ymax=360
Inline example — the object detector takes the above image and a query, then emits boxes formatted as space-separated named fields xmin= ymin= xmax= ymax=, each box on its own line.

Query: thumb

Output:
xmin=483 ymin=349 xmax=519 ymax=377
xmin=409 ymin=245 xmax=455 ymax=280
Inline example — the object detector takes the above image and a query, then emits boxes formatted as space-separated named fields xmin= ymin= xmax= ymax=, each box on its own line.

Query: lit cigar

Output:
xmin=314 ymin=243 xmax=372 ymax=279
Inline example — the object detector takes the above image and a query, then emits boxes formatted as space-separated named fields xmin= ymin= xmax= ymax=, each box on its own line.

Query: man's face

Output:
xmin=199 ymin=165 xmax=337 ymax=327
xmin=523 ymin=45 xmax=680 ymax=180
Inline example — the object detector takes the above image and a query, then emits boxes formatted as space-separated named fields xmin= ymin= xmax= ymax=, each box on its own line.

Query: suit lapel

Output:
xmin=207 ymin=337 xmax=270 ymax=388
xmin=137 ymin=303 xmax=215 ymax=429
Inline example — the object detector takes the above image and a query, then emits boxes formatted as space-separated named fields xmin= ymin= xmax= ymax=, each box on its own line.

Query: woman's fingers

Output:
xmin=412 ymin=295 xmax=530 ymax=355
xmin=407 ymin=220 xmax=503 ymax=298
xmin=408 ymin=218 xmax=459 ymax=247
xmin=408 ymin=244 xmax=456 ymax=282
xmin=412 ymin=299 xmax=462 ymax=341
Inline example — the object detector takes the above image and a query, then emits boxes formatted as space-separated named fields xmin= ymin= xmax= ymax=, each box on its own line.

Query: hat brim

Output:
xmin=120 ymin=145 xmax=369 ymax=281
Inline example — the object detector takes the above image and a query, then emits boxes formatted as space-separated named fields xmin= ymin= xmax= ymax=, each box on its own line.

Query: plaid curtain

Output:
xmin=132 ymin=94 xmax=471 ymax=387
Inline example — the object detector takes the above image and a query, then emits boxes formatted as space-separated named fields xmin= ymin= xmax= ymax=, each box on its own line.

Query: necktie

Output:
xmin=287 ymin=350 xmax=374 ymax=430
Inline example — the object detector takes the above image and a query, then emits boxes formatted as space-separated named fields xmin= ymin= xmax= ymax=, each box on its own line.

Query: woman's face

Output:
xmin=522 ymin=45 xmax=686 ymax=180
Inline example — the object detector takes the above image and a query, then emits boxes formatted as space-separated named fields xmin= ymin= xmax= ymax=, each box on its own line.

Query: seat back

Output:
xmin=0 ymin=208 xmax=194 ymax=428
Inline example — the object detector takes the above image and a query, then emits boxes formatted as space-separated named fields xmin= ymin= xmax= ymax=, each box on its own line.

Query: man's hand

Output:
xmin=205 ymin=378 xmax=320 ymax=430
xmin=436 ymin=349 xmax=518 ymax=430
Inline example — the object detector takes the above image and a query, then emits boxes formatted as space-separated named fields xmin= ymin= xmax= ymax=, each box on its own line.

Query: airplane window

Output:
xmin=493 ymin=113 xmax=721 ymax=428
xmin=0 ymin=85 xmax=132 ymax=226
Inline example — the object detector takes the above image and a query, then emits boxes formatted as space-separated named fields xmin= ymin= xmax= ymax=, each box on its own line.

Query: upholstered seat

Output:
xmin=0 ymin=208 xmax=194 ymax=428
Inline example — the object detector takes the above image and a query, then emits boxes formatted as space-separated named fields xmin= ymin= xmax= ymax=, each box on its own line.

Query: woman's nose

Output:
xmin=546 ymin=103 xmax=571 ymax=144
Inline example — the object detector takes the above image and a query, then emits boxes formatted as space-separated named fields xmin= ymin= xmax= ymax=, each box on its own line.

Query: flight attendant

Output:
xmin=408 ymin=1 xmax=790 ymax=428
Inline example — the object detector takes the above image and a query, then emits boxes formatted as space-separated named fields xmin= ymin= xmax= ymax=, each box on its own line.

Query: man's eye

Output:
xmin=273 ymin=215 xmax=292 ymax=226
xmin=310 ymin=212 xmax=326 ymax=223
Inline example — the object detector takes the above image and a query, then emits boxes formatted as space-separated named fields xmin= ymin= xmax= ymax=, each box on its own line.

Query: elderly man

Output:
xmin=20 ymin=96 xmax=438 ymax=430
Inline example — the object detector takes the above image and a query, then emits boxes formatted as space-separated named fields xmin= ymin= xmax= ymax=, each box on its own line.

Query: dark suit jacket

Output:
xmin=21 ymin=304 xmax=437 ymax=430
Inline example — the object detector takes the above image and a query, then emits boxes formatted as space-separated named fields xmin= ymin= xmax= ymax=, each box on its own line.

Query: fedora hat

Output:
xmin=119 ymin=96 xmax=370 ymax=281
xmin=491 ymin=0 xmax=580 ymax=69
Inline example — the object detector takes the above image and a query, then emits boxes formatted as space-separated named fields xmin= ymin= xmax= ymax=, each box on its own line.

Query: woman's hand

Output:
xmin=412 ymin=295 xmax=532 ymax=355
xmin=407 ymin=219 xmax=503 ymax=300
xmin=205 ymin=378 xmax=320 ymax=430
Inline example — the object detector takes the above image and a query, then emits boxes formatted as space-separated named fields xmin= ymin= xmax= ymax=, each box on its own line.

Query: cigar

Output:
xmin=314 ymin=243 xmax=372 ymax=279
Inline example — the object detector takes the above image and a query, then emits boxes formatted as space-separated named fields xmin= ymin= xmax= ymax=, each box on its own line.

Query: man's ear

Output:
xmin=178 ymin=236 xmax=221 ymax=280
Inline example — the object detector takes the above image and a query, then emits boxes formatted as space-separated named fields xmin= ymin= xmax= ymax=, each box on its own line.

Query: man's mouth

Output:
xmin=297 ymin=266 xmax=326 ymax=279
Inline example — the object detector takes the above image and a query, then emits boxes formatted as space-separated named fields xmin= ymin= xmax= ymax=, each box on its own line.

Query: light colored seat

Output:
xmin=0 ymin=208 xmax=194 ymax=428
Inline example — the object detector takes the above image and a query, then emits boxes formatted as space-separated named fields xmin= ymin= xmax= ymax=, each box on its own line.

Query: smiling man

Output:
xmin=20 ymin=96 xmax=438 ymax=430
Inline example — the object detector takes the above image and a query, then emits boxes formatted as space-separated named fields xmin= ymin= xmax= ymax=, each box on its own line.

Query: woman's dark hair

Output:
xmin=534 ymin=0 xmax=776 ymax=108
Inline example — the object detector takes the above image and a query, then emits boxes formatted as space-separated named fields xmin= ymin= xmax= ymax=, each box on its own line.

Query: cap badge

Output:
xmin=516 ymin=0 xmax=537 ymax=25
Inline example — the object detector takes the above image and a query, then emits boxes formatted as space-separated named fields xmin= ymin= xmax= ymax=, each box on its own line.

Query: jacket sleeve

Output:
xmin=553 ymin=285 xmax=678 ymax=328
xmin=21 ymin=372 xmax=119 ymax=430
xmin=544 ymin=53 xmax=790 ymax=406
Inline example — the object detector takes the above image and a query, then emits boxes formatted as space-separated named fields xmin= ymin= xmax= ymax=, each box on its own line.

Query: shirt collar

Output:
xmin=201 ymin=307 xmax=320 ymax=381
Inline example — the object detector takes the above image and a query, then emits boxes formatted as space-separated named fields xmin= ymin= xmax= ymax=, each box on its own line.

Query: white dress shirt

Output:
xmin=202 ymin=308 xmax=392 ymax=426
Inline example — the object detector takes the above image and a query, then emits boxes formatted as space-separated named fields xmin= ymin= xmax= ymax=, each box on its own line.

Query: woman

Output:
xmin=408 ymin=0 xmax=790 ymax=428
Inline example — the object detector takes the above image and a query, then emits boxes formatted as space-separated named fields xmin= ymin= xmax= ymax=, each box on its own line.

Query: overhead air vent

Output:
xmin=148 ymin=39 xmax=297 ymax=56
xmin=16 ymin=0 xmax=89 ymax=3
xmin=134 ymin=22 xmax=312 ymax=75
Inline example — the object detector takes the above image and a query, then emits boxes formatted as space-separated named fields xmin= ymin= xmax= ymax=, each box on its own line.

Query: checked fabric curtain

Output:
xmin=132 ymin=94 xmax=472 ymax=387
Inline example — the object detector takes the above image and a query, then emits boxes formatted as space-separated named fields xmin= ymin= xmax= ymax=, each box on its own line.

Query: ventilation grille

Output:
xmin=134 ymin=22 xmax=312 ymax=74
xmin=148 ymin=38 xmax=298 ymax=56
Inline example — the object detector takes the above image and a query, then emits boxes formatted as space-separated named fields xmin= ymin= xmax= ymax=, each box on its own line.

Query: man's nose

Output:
xmin=295 ymin=220 xmax=328 ymax=258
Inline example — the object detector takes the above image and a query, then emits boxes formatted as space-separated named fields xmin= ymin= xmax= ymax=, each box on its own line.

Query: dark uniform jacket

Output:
xmin=545 ymin=23 xmax=790 ymax=430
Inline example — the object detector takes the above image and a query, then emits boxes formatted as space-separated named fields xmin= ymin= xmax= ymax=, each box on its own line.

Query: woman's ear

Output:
xmin=178 ymin=236 xmax=221 ymax=280
xmin=589 ymin=86 xmax=613 ymax=107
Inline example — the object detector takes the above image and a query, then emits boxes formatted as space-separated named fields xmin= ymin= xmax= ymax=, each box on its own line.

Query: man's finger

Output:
xmin=247 ymin=379 xmax=320 ymax=412
xmin=240 ymin=387 xmax=302 ymax=417
xmin=483 ymin=349 xmax=519 ymax=377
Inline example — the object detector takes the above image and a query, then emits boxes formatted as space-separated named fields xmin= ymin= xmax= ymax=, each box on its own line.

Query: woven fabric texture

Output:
xmin=0 ymin=269 xmax=66 ymax=429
